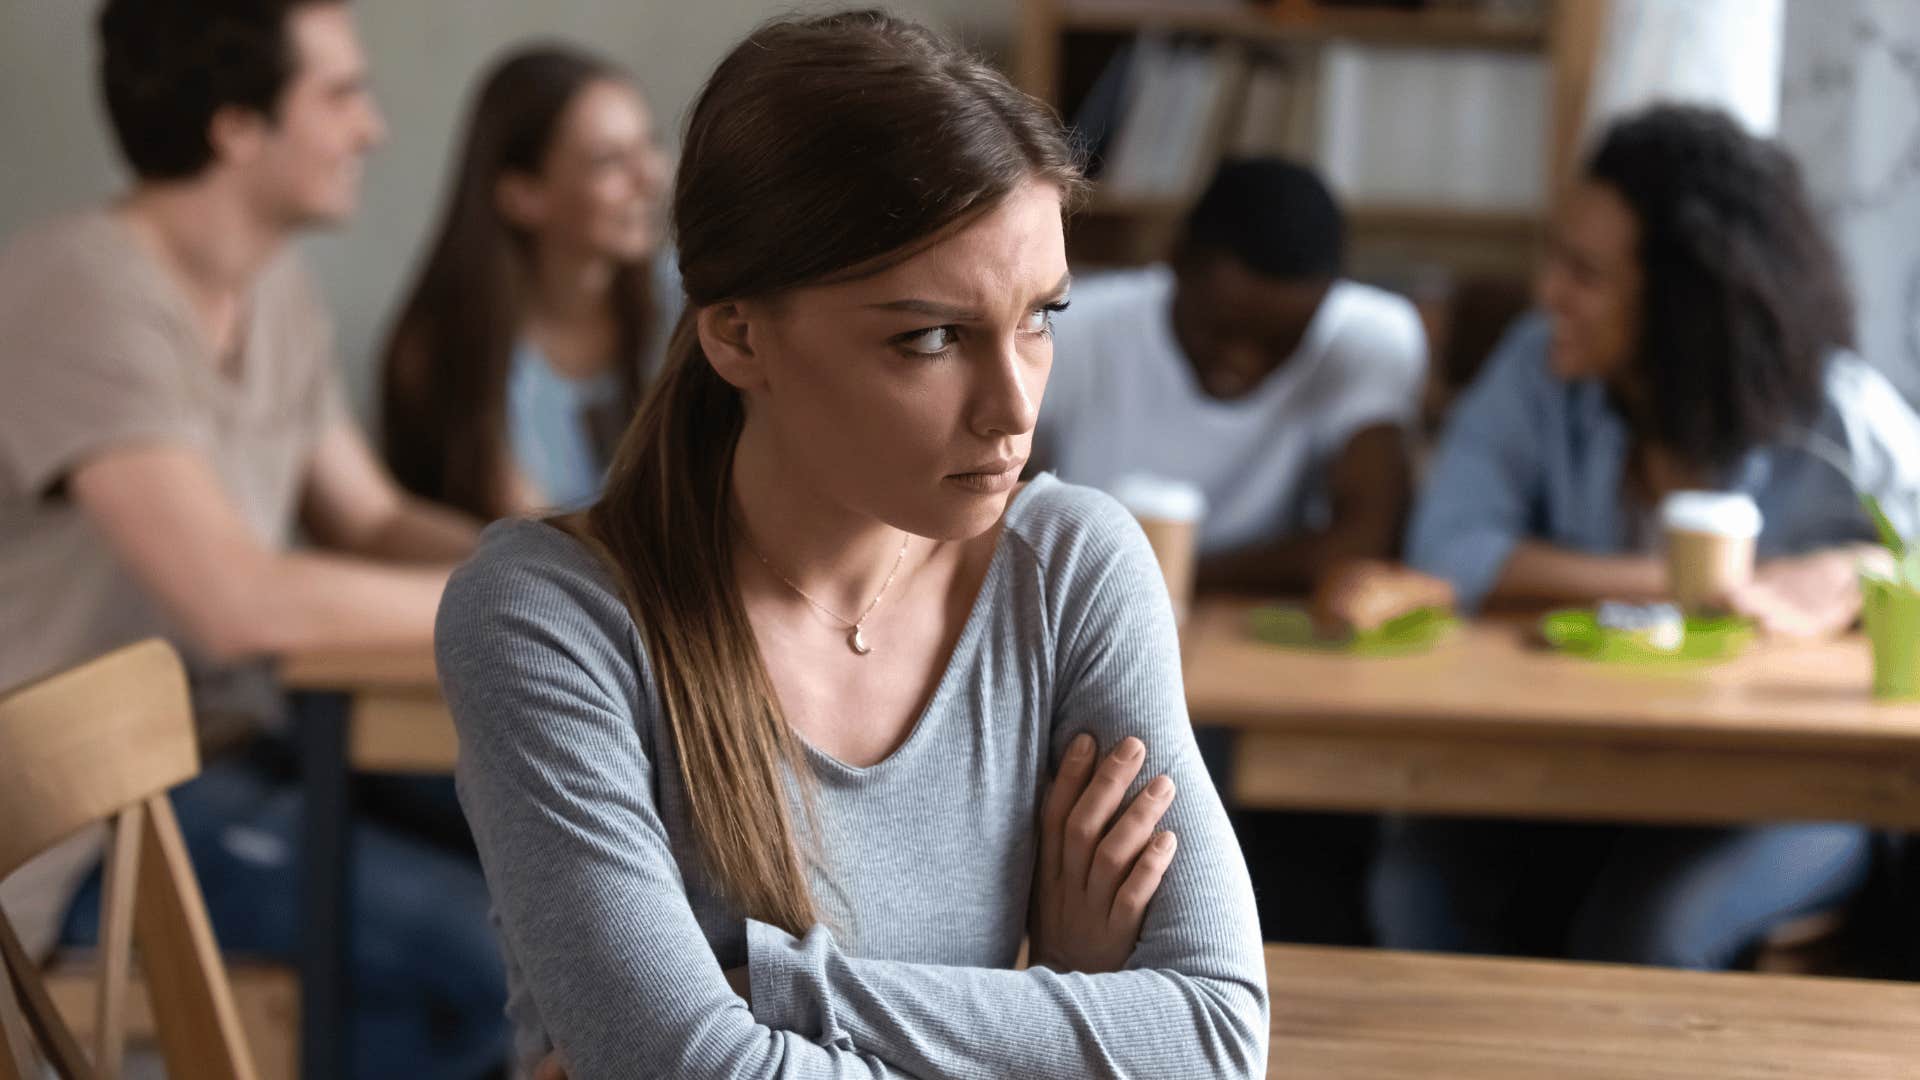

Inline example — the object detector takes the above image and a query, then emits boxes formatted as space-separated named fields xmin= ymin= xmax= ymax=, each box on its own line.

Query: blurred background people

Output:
xmin=1376 ymin=103 xmax=1920 ymax=971
xmin=381 ymin=43 xmax=677 ymax=520
xmin=1036 ymin=158 xmax=1426 ymax=597
xmin=0 ymin=2 xmax=509 ymax=1075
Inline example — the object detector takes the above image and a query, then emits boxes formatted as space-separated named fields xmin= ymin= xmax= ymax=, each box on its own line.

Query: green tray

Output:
xmin=1248 ymin=605 xmax=1457 ymax=657
xmin=1539 ymin=609 xmax=1753 ymax=664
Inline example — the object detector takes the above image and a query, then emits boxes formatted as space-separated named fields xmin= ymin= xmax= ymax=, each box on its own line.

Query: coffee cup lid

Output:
xmin=1660 ymin=491 xmax=1762 ymax=538
xmin=1110 ymin=473 xmax=1206 ymax=522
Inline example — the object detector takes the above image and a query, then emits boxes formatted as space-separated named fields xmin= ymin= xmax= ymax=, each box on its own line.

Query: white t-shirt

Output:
xmin=1038 ymin=265 xmax=1427 ymax=555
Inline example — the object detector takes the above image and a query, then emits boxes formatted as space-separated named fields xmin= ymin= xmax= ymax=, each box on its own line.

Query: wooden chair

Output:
xmin=0 ymin=639 xmax=257 ymax=1080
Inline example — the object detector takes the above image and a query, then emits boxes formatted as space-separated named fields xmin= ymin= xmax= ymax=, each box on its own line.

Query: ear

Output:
xmin=698 ymin=301 xmax=767 ymax=391
xmin=494 ymin=171 xmax=545 ymax=230
xmin=207 ymin=104 xmax=269 ymax=168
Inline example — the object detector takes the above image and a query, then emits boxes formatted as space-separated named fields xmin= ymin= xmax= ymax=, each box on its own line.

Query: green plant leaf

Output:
xmin=1862 ymin=493 xmax=1908 ymax=557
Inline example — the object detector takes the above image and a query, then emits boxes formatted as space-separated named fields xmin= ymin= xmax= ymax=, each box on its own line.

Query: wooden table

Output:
xmin=279 ymin=647 xmax=445 ymax=1080
xmin=1186 ymin=601 xmax=1920 ymax=829
xmin=279 ymin=601 xmax=1920 ymax=1077
xmin=1264 ymin=943 xmax=1920 ymax=1078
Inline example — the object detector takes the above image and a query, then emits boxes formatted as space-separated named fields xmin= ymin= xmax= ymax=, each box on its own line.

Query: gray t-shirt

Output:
xmin=437 ymin=473 xmax=1269 ymax=1078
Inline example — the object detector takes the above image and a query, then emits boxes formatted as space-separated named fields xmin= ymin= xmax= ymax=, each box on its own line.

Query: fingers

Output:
xmin=1110 ymin=830 xmax=1178 ymax=933
xmin=1062 ymin=736 xmax=1147 ymax=889
xmin=1085 ymin=773 xmax=1176 ymax=903
xmin=1039 ymin=733 xmax=1096 ymax=881
xmin=534 ymin=1052 xmax=568 ymax=1080
xmin=1720 ymin=580 xmax=1777 ymax=628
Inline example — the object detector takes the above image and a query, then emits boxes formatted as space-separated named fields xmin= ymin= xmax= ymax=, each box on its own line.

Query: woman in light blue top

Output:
xmin=381 ymin=45 xmax=681 ymax=519
xmin=1375 ymin=105 xmax=1920 ymax=969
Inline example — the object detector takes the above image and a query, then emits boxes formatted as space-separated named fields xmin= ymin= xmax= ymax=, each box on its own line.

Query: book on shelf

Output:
xmin=1225 ymin=48 xmax=1318 ymax=160
xmin=1315 ymin=42 xmax=1547 ymax=211
xmin=1083 ymin=37 xmax=1247 ymax=203
xmin=1064 ymin=25 xmax=1548 ymax=218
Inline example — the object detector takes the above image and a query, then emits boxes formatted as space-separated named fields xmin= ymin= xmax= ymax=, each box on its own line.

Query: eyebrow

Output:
xmin=866 ymin=271 xmax=1073 ymax=321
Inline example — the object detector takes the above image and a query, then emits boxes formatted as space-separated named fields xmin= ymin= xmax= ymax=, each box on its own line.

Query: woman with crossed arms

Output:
xmin=436 ymin=11 xmax=1267 ymax=1078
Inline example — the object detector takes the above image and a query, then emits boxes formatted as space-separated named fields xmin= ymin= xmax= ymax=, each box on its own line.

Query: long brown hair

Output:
xmin=579 ymin=11 xmax=1083 ymax=933
xmin=379 ymin=44 xmax=655 ymax=520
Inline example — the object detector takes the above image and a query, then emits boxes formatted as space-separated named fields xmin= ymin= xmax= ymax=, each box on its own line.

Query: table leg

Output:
xmin=294 ymin=691 xmax=352 ymax=1080
xmin=1195 ymin=725 xmax=1236 ymax=802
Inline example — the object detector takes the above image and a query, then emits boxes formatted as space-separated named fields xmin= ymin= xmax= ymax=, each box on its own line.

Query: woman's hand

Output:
xmin=1724 ymin=545 xmax=1888 ymax=639
xmin=1029 ymin=734 xmax=1178 ymax=974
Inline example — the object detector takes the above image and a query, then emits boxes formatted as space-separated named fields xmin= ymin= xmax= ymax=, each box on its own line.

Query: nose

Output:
xmin=632 ymin=144 xmax=670 ymax=195
xmin=362 ymin=97 xmax=389 ymax=150
xmin=970 ymin=335 xmax=1040 ymax=440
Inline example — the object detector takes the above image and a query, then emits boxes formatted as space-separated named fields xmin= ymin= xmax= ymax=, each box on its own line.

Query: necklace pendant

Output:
xmin=847 ymin=625 xmax=873 ymax=656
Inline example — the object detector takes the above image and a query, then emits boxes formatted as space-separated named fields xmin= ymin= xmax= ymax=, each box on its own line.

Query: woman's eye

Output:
xmin=898 ymin=327 xmax=957 ymax=356
xmin=1023 ymin=300 xmax=1069 ymax=335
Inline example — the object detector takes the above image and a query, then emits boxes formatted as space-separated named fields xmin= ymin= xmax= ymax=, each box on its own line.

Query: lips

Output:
xmin=944 ymin=457 xmax=1024 ymax=495
xmin=951 ymin=457 xmax=1023 ymax=477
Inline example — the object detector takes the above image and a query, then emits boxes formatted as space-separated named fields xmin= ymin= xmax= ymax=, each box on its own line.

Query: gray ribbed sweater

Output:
xmin=436 ymin=473 xmax=1269 ymax=1078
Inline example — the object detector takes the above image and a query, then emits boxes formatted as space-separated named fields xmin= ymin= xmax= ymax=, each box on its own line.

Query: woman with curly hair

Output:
xmin=1372 ymin=104 xmax=1920 ymax=968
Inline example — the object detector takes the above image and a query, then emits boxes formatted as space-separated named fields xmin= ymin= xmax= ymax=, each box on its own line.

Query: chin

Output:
xmin=595 ymin=221 xmax=656 ymax=260
xmin=290 ymin=190 xmax=358 ymax=229
xmin=1547 ymin=343 xmax=1590 ymax=381
xmin=894 ymin=488 xmax=1015 ymax=543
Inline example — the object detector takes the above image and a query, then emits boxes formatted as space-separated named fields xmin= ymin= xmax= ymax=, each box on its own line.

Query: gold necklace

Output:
xmin=743 ymin=533 xmax=910 ymax=656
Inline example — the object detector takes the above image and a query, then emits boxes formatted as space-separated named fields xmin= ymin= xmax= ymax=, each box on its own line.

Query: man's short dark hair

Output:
xmin=96 ymin=0 xmax=333 ymax=180
xmin=1182 ymin=157 xmax=1345 ymax=280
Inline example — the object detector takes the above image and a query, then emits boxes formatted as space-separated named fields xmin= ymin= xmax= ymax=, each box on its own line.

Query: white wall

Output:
xmin=0 ymin=0 xmax=1016 ymax=418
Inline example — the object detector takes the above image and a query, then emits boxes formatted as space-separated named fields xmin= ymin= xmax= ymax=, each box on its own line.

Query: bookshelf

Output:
xmin=1016 ymin=0 xmax=1608 ymax=277
xmin=1028 ymin=1 xmax=1550 ymax=57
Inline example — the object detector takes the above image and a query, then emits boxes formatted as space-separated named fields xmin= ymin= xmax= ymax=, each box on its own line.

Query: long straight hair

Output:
xmin=380 ymin=44 xmax=654 ymax=519
xmin=576 ymin=11 xmax=1083 ymax=933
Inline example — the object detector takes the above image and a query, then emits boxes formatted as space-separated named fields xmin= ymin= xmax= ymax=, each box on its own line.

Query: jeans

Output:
xmin=61 ymin=741 xmax=509 ymax=1080
xmin=1369 ymin=817 xmax=1873 ymax=969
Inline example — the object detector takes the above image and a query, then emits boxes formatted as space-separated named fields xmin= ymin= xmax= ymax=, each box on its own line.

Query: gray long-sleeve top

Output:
xmin=436 ymin=473 xmax=1269 ymax=1078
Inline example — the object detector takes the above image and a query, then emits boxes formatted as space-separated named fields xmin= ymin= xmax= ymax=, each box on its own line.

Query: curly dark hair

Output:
xmin=96 ymin=0 xmax=341 ymax=180
xmin=1587 ymin=104 xmax=1854 ymax=473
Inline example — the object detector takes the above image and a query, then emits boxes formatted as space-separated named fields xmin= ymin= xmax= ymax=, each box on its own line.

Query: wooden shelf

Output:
xmin=1348 ymin=204 xmax=1544 ymax=236
xmin=1048 ymin=1 xmax=1550 ymax=51
xmin=1018 ymin=0 xmax=1592 ymax=276
xmin=1080 ymin=187 xmax=1544 ymax=234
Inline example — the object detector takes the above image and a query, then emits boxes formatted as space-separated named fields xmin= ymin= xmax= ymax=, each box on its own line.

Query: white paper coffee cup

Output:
xmin=1660 ymin=491 xmax=1762 ymax=614
xmin=1111 ymin=474 xmax=1206 ymax=626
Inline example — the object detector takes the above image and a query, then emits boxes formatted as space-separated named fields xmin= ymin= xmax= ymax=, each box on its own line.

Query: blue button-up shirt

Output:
xmin=1410 ymin=314 xmax=1920 ymax=612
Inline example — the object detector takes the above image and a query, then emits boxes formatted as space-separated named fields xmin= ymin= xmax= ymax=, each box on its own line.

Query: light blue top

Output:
xmin=503 ymin=256 xmax=683 ymax=511
xmin=504 ymin=340 xmax=623 ymax=511
xmin=1409 ymin=313 xmax=1920 ymax=612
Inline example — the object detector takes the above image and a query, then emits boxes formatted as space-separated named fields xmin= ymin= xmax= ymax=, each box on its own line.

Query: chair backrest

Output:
xmin=0 ymin=639 xmax=257 ymax=1080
